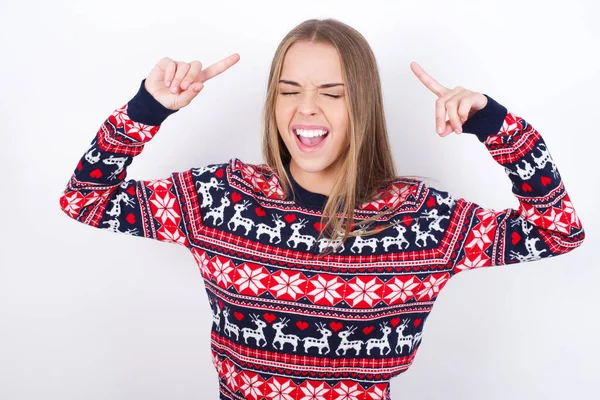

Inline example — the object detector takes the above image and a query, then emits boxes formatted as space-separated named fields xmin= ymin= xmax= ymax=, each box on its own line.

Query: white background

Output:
xmin=1 ymin=0 xmax=598 ymax=399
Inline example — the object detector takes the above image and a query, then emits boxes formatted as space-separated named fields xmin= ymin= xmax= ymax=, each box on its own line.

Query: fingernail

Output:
xmin=165 ymin=81 xmax=171 ymax=87
xmin=456 ymin=127 xmax=462 ymax=134
xmin=437 ymin=126 xmax=443 ymax=134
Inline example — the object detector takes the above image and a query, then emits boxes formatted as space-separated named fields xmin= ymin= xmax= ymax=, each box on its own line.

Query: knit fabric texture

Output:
xmin=59 ymin=79 xmax=585 ymax=400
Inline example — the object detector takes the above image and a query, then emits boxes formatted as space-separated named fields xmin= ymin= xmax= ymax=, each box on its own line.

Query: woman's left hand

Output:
xmin=410 ymin=61 xmax=488 ymax=137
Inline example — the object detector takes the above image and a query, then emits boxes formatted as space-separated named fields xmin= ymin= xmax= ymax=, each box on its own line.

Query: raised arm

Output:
xmin=59 ymin=55 xmax=240 ymax=246
xmin=408 ymin=61 xmax=585 ymax=275
xmin=449 ymin=97 xmax=584 ymax=274
xmin=58 ymin=79 xmax=192 ymax=245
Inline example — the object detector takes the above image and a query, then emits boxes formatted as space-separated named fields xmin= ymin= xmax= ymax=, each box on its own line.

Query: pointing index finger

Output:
xmin=410 ymin=61 xmax=448 ymax=97
xmin=198 ymin=53 xmax=241 ymax=83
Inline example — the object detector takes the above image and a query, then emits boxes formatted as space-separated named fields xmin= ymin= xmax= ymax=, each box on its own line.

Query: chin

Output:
xmin=293 ymin=157 xmax=335 ymax=173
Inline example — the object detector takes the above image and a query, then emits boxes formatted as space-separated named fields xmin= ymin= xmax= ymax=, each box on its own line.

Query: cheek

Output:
xmin=275 ymin=102 xmax=292 ymax=127
xmin=274 ymin=106 xmax=285 ymax=134
xmin=332 ymin=110 xmax=349 ymax=146
xmin=331 ymin=106 xmax=349 ymax=131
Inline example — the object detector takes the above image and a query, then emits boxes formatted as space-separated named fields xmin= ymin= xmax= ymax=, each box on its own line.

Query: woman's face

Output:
xmin=275 ymin=41 xmax=349 ymax=175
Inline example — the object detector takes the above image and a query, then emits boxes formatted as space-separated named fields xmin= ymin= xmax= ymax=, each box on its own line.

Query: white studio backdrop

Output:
xmin=1 ymin=0 xmax=598 ymax=399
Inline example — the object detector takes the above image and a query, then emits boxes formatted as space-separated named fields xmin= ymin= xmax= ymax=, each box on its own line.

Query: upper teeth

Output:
xmin=295 ymin=129 xmax=328 ymax=137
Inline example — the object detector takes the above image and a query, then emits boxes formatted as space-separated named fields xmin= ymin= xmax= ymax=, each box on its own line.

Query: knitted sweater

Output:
xmin=59 ymin=79 xmax=585 ymax=400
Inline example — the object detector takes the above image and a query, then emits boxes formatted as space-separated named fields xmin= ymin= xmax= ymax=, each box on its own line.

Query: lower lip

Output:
xmin=293 ymin=130 xmax=330 ymax=153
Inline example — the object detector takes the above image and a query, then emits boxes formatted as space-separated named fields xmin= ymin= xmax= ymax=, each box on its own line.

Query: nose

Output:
xmin=298 ymin=89 xmax=320 ymax=116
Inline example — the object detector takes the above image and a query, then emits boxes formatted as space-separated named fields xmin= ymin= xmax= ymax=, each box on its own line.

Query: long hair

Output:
xmin=261 ymin=18 xmax=428 ymax=257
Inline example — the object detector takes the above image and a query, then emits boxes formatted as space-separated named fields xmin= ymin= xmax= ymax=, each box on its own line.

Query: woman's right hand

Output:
xmin=144 ymin=54 xmax=241 ymax=111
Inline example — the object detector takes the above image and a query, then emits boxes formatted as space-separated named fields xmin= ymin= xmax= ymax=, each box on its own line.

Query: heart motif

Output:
xmin=77 ymin=160 xmax=82 ymax=171
xmin=126 ymin=186 xmax=136 ymax=196
xmin=427 ymin=197 xmax=436 ymax=207
xmin=329 ymin=321 xmax=343 ymax=332
xmin=296 ymin=321 xmax=309 ymax=330
xmin=118 ymin=171 xmax=125 ymax=180
xmin=215 ymin=168 xmax=224 ymax=179
xmin=362 ymin=326 xmax=374 ymax=335
xmin=218 ymin=300 xmax=223 ymax=308
xmin=541 ymin=176 xmax=552 ymax=186
xmin=263 ymin=313 xmax=276 ymax=323
xmin=313 ymin=222 xmax=326 ymax=232
xmin=511 ymin=231 xmax=521 ymax=245
xmin=414 ymin=318 xmax=422 ymax=327
xmin=401 ymin=215 xmax=412 ymax=226
xmin=390 ymin=317 xmax=401 ymax=327
xmin=90 ymin=168 xmax=102 ymax=179
xmin=125 ymin=213 xmax=136 ymax=224
xmin=522 ymin=182 xmax=533 ymax=192
xmin=233 ymin=312 xmax=244 ymax=321
xmin=255 ymin=207 xmax=266 ymax=217
xmin=284 ymin=214 xmax=296 ymax=223
xmin=231 ymin=192 xmax=242 ymax=202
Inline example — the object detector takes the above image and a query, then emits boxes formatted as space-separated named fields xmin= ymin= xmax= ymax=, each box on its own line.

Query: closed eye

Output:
xmin=281 ymin=92 xmax=341 ymax=99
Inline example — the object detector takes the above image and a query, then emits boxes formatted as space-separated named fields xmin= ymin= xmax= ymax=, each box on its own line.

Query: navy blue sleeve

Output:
xmin=461 ymin=94 xmax=508 ymax=142
xmin=127 ymin=79 xmax=179 ymax=126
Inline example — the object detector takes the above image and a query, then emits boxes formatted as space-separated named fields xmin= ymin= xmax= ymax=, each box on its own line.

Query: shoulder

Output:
xmin=187 ymin=157 xmax=266 ymax=181
xmin=229 ymin=157 xmax=276 ymax=177
xmin=356 ymin=176 xmax=424 ymax=213
xmin=226 ymin=157 xmax=287 ymax=201
xmin=357 ymin=177 xmax=463 ymax=217
xmin=196 ymin=159 xmax=449 ymax=213
xmin=413 ymin=180 xmax=461 ymax=215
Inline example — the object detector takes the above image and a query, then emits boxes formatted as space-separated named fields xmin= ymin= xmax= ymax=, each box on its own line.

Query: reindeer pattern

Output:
xmin=206 ymin=296 xmax=426 ymax=358
xmin=192 ymin=164 xmax=453 ymax=255
xmin=60 ymin=100 xmax=585 ymax=400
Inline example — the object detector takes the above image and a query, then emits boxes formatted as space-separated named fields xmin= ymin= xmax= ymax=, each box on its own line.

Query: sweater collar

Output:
xmin=283 ymin=161 xmax=328 ymax=210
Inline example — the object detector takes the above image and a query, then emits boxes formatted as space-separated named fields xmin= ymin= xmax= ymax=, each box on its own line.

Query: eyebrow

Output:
xmin=278 ymin=80 xmax=344 ymax=89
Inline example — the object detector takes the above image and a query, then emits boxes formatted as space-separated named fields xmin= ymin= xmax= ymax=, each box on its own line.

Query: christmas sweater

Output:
xmin=59 ymin=79 xmax=585 ymax=400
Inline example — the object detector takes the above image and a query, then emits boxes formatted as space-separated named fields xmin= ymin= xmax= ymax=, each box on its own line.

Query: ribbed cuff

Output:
xmin=462 ymin=94 xmax=508 ymax=142
xmin=126 ymin=79 xmax=179 ymax=126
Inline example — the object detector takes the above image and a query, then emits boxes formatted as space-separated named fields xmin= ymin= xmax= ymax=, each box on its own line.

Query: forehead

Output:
xmin=280 ymin=41 xmax=343 ymax=86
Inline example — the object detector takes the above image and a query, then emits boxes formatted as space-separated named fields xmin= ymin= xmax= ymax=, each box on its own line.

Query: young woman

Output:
xmin=59 ymin=18 xmax=585 ymax=400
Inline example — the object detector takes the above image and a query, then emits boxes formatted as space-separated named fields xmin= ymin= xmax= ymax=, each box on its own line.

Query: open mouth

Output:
xmin=293 ymin=128 xmax=330 ymax=151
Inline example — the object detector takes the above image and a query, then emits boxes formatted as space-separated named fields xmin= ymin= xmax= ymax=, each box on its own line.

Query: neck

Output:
xmin=289 ymin=158 xmax=341 ymax=197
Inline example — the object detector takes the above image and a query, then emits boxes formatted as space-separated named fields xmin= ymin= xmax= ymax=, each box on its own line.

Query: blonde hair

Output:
xmin=261 ymin=18 xmax=429 ymax=257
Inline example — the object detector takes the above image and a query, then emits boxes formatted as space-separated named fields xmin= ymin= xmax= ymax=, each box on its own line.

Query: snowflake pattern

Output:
xmin=59 ymin=91 xmax=585 ymax=400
